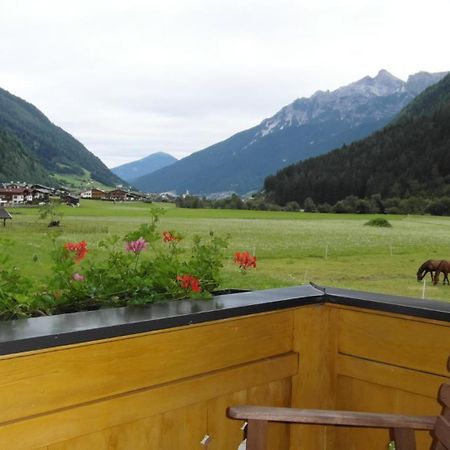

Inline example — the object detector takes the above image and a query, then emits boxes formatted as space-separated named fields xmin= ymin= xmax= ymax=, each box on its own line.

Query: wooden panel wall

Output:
xmin=39 ymin=378 xmax=292 ymax=450
xmin=290 ymin=305 xmax=339 ymax=450
xmin=0 ymin=311 xmax=293 ymax=424
xmin=333 ymin=306 xmax=450 ymax=450
xmin=289 ymin=305 xmax=450 ymax=450
xmin=0 ymin=309 xmax=299 ymax=450
xmin=1 ymin=303 xmax=449 ymax=450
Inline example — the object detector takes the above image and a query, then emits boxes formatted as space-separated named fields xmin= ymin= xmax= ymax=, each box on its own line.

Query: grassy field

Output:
xmin=3 ymin=200 xmax=450 ymax=302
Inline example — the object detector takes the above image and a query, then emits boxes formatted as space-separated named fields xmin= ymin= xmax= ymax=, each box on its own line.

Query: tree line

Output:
xmin=263 ymin=102 xmax=450 ymax=212
xmin=176 ymin=192 xmax=450 ymax=216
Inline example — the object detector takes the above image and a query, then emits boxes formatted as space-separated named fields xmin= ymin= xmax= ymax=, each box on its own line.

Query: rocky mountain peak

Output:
xmin=376 ymin=69 xmax=400 ymax=80
xmin=406 ymin=71 xmax=449 ymax=95
xmin=337 ymin=69 xmax=404 ymax=97
xmin=255 ymin=70 xmax=447 ymax=140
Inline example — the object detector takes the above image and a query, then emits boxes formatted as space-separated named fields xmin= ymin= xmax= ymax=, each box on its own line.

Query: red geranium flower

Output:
xmin=162 ymin=231 xmax=180 ymax=242
xmin=64 ymin=240 xmax=88 ymax=263
xmin=233 ymin=251 xmax=256 ymax=270
xmin=176 ymin=274 xmax=201 ymax=293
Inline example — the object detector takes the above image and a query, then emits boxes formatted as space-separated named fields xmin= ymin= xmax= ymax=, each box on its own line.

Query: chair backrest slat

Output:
xmin=434 ymin=416 xmax=450 ymax=449
xmin=441 ymin=383 xmax=450 ymax=409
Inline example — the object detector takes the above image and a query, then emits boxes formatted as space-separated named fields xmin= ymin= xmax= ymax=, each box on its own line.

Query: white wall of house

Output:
xmin=80 ymin=190 xmax=92 ymax=198
xmin=12 ymin=195 xmax=24 ymax=204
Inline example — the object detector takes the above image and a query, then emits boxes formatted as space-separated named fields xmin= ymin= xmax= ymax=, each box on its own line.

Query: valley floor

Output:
xmin=2 ymin=201 xmax=450 ymax=302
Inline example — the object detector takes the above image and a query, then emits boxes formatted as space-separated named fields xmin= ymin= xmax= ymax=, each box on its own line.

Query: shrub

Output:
xmin=398 ymin=196 xmax=429 ymax=214
xmin=317 ymin=203 xmax=332 ymax=213
xmin=364 ymin=217 xmax=392 ymax=228
xmin=303 ymin=197 xmax=317 ymax=212
xmin=426 ymin=197 xmax=450 ymax=216
xmin=355 ymin=199 xmax=373 ymax=214
xmin=333 ymin=200 xmax=353 ymax=214
xmin=38 ymin=199 xmax=63 ymax=226
xmin=284 ymin=201 xmax=300 ymax=212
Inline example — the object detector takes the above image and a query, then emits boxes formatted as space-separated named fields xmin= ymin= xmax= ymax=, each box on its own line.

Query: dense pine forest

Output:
xmin=0 ymin=131 xmax=53 ymax=184
xmin=264 ymin=74 xmax=450 ymax=214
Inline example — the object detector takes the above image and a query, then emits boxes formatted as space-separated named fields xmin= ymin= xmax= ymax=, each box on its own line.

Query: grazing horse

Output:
xmin=417 ymin=259 xmax=443 ymax=282
xmin=433 ymin=260 xmax=450 ymax=285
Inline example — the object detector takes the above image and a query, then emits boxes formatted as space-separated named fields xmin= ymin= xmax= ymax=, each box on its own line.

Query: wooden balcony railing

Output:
xmin=0 ymin=285 xmax=449 ymax=449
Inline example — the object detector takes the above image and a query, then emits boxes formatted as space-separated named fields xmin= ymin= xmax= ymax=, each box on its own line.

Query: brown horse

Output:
xmin=417 ymin=259 xmax=444 ymax=282
xmin=433 ymin=260 xmax=450 ymax=285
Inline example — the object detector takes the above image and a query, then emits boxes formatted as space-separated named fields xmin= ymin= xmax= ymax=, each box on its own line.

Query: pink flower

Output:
xmin=72 ymin=272 xmax=85 ymax=282
xmin=125 ymin=237 xmax=148 ymax=253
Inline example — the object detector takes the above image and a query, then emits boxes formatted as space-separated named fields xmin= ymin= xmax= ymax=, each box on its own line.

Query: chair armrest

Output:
xmin=228 ymin=406 xmax=436 ymax=430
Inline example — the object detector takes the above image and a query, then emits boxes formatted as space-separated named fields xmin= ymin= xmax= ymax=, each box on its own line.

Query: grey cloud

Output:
xmin=0 ymin=0 xmax=449 ymax=168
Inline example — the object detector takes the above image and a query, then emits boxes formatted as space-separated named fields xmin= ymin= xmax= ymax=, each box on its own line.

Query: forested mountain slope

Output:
xmin=264 ymin=74 xmax=450 ymax=206
xmin=0 ymin=87 xmax=123 ymax=186
xmin=0 ymin=131 xmax=52 ymax=184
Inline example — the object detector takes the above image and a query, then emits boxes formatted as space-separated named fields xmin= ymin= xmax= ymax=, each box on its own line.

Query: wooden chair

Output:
xmin=228 ymin=359 xmax=450 ymax=450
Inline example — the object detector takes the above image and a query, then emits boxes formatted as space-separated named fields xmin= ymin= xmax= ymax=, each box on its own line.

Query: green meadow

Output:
xmin=3 ymin=200 xmax=450 ymax=302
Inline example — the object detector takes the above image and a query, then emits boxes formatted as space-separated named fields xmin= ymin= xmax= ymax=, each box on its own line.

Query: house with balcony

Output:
xmin=0 ymin=188 xmax=30 ymax=204
xmin=104 ymin=188 xmax=130 ymax=201
xmin=80 ymin=188 xmax=105 ymax=199
xmin=30 ymin=187 xmax=51 ymax=203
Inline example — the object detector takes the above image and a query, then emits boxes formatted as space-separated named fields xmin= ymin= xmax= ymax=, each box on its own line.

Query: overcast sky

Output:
xmin=0 ymin=0 xmax=449 ymax=168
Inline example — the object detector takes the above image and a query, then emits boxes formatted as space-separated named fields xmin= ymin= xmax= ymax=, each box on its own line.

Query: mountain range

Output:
xmin=264 ymin=73 xmax=450 ymax=206
xmin=133 ymin=70 xmax=448 ymax=195
xmin=111 ymin=152 xmax=177 ymax=183
xmin=0 ymin=86 xmax=123 ymax=187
